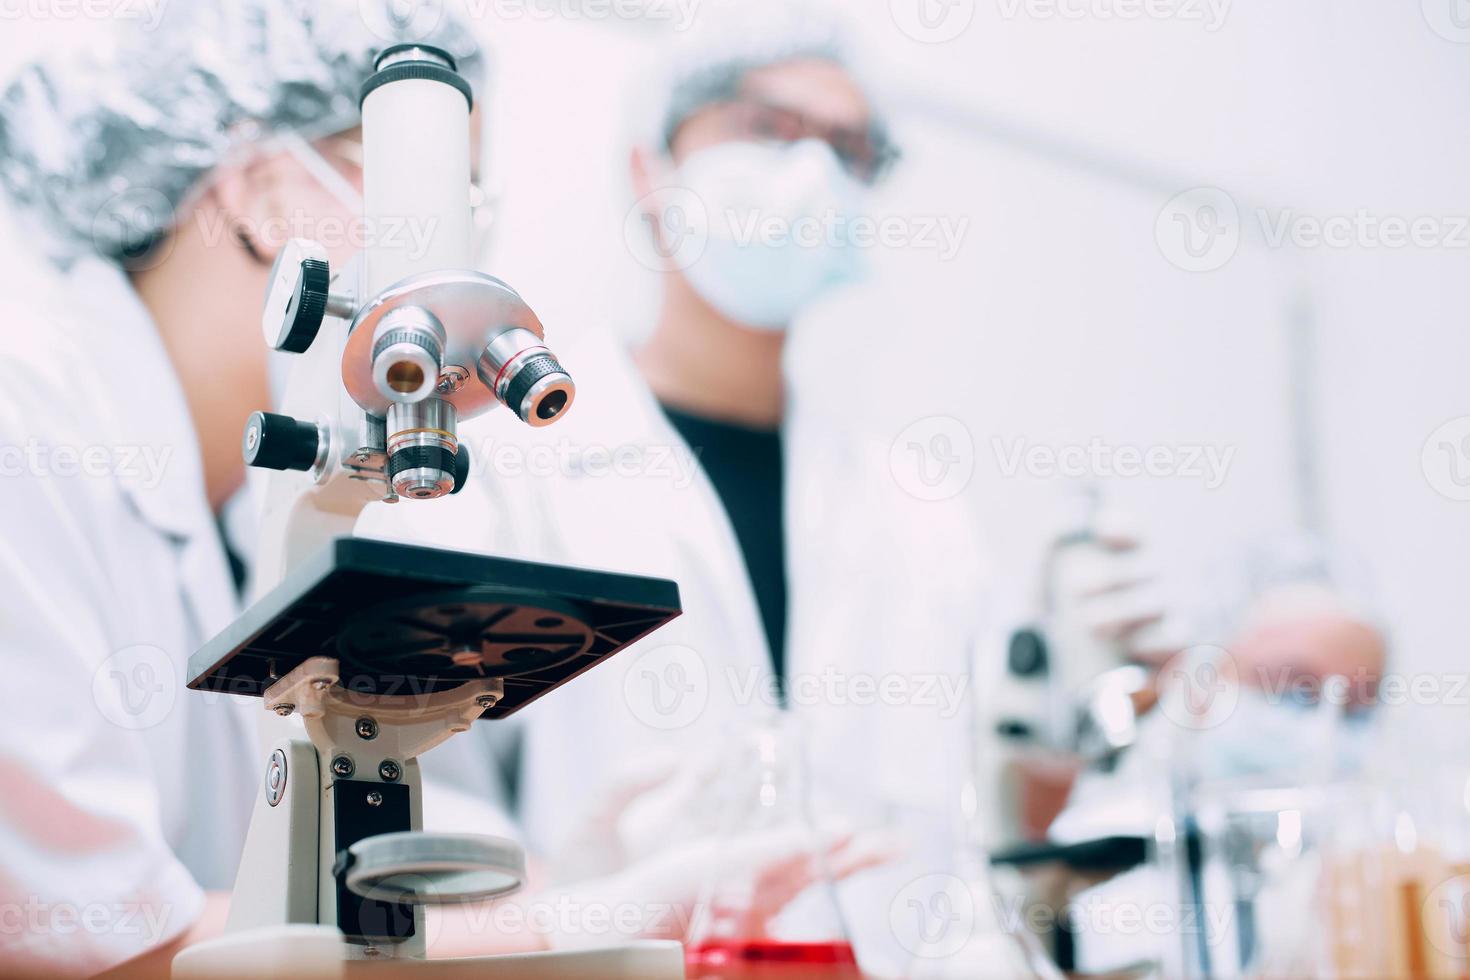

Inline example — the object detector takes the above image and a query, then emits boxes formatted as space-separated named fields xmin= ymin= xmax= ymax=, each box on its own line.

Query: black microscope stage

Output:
xmin=187 ymin=538 xmax=682 ymax=719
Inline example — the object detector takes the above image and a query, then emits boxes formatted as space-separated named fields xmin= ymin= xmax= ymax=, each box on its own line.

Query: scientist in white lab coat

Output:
xmin=362 ymin=11 xmax=1022 ymax=975
xmin=0 ymin=5 xmax=491 ymax=975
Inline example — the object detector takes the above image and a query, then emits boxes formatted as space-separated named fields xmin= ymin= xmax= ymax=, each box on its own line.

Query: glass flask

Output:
xmin=684 ymin=716 xmax=863 ymax=979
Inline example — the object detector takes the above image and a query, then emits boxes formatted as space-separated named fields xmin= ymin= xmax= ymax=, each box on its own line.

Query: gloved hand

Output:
xmin=558 ymin=738 xmax=848 ymax=877
xmin=1048 ymin=507 xmax=1189 ymax=669
xmin=542 ymin=823 xmax=898 ymax=949
xmin=551 ymin=750 xmax=689 ymax=882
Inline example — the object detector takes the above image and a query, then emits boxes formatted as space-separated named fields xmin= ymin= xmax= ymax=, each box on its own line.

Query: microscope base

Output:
xmin=183 ymin=540 xmax=685 ymax=972
xmin=172 ymin=928 xmax=686 ymax=979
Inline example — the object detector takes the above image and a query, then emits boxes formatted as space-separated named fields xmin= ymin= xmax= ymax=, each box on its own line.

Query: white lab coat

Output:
xmin=359 ymin=326 xmax=990 ymax=974
xmin=0 ymin=258 xmax=258 ymax=974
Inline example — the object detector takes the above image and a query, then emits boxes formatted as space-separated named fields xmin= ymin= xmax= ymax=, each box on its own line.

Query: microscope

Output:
xmin=980 ymin=492 xmax=1156 ymax=975
xmin=173 ymin=46 xmax=685 ymax=978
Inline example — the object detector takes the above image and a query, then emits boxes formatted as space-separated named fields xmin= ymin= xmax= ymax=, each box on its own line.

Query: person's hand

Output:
xmin=557 ymin=742 xmax=814 ymax=877
xmin=543 ymin=824 xmax=899 ymax=949
xmin=1055 ymin=510 xmax=1188 ymax=667
xmin=552 ymin=751 xmax=688 ymax=881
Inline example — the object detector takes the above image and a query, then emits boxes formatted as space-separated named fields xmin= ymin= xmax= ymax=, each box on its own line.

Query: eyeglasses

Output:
xmin=670 ymin=98 xmax=900 ymax=185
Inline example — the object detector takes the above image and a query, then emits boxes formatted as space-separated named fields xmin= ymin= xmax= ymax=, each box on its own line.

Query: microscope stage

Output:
xmin=187 ymin=538 xmax=682 ymax=718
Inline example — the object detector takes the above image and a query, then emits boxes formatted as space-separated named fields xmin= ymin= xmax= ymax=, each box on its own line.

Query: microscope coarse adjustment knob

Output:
xmin=262 ymin=238 xmax=330 ymax=354
xmin=243 ymin=411 xmax=321 ymax=473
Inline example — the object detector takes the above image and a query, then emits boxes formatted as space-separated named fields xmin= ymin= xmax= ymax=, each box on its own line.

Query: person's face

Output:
xmin=665 ymin=58 xmax=881 ymax=183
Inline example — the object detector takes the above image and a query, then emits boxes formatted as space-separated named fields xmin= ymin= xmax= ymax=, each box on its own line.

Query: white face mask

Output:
xmin=662 ymin=139 xmax=866 ymax=331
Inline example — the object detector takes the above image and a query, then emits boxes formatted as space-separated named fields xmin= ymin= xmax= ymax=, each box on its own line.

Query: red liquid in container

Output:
xmin=686 ymin=939 xmax=863 ymax=979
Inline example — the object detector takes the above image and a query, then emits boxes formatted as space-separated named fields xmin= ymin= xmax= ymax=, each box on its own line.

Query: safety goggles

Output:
xmin=669 ymin=97 xmax=900 ymax=185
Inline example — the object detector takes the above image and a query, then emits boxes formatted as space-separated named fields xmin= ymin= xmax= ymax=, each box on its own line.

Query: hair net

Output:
xmin=0 ymin=0 xmax=484 ymax=267
xmin=637 ymin=0 xmax=891 ymax=157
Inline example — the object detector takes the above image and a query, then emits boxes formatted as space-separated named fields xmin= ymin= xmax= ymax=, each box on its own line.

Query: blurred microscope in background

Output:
xmin=964 ymin=484 xmax=1470 ymax=980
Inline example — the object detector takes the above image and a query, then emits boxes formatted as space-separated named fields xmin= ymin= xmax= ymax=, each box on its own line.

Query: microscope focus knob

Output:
xmin=243 ymin=411 xmax=321 ymax=473
xmin=262 ymin=238 xmax=330 ymax=354
xmin=1007 ymin=627 xmax=1050 ymax=678
xmin=451 ymin=443 xmax=470 ymax=495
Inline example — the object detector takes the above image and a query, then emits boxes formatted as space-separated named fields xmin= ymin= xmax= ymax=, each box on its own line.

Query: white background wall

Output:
xmin=3 ymin=0 xmax=1467 ymax=677
xmin=464 ymin=0 xmax=1470 ymax=678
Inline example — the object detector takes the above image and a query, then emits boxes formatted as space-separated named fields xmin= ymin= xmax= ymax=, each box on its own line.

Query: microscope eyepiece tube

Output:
xmin=359 ymin=42 xmax=473 ymax=298
xmin=476 ymin=327 xmax=576 ymax=427
xmin=386 ymin=399 xmax=458 ymax=499
xmin=371 ymin=306 xmax=446 ymax=404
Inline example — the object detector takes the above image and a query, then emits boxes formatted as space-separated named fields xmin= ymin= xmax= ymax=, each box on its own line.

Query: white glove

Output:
xmin=558 ymin=738 xmax=867 ymax=879
xmin=551 ymin=750 xmax=688 ymax=882
xmin=1049 ymin=508 xmax=1187 ymax=667
xmin=542 ymin=824 xmax=898 ymax=950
